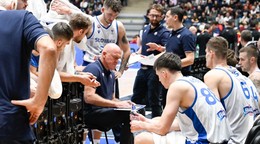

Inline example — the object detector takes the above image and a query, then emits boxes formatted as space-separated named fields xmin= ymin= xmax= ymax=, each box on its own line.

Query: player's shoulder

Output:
xmin=250 ymin=71 xmax=260 ymax=80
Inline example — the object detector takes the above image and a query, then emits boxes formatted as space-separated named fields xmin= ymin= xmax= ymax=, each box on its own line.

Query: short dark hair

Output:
xmin=239 ymin=45 xmax=259 ymax=61
xmin=241 ymin=30 xmax=252 ymax=42
xmin=69 ymin=13 xmax=91 ymax=31
xmin=52 ymin=22 xmax=73 ymax=41
xmin=154 ymin=53 xmax=182 ymax=72
xmin=104 ymin=0 xmax=122 ymax=13
xmin=168 ymin=6 xmax=185 ymax=22
xmin=43 ymin=26 xmax=54 ymax=39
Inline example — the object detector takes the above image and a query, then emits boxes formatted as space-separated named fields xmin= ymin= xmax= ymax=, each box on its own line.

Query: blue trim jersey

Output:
xmin=227 ymin=66 xmax=260 ymax=118
xmin=177 ymin=76 xmax=231 ymax=143
xmin=0 ymin=10 xmax=47 ymax=140
xmin=215 ymin=66 xmax=255 ymax=143
xmin=83 ymin=16 xmax=118 ymax=63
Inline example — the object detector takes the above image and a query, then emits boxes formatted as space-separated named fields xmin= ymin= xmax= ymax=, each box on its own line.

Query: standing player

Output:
xmin=51 ymin=0 xmax=131 ymax=80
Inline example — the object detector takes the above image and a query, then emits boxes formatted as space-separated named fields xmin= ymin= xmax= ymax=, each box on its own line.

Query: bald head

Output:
xmin=189 ymin=26 xmax=197 ymax=35
xmin=102 ymin=43 xmax=121 ymax=55
xmin=101 ymin=43 xmax=122 ymax=70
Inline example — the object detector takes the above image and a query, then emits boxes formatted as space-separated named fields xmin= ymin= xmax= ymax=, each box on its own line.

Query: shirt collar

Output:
xmin=97 ymin=59 xmax=111 ymax=76
xmin=172 ymin=26 xmax=185 ymax=34
xmin=149 ymin=24 xmax=163 ymax=32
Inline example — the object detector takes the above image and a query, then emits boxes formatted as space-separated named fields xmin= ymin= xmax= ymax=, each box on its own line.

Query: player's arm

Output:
xmin=59 ymin=71 xmax=100 ymax=87
xmin=181 ymin=33 xmax=195 ymax=67
xmin=249 ymin=73 xmax=260 ymax=95
xmin=84 ymin=86 xmax=132 ymax=108
xmin=12 ymin=35 xmax=57 ymax=124
xmin=117 ymin=21 xmax=131 ymax=75
xmin=131 ymin=82 xmax=182 ymax=135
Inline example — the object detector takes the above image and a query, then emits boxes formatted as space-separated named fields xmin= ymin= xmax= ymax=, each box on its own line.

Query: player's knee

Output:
xmin=134 ymin=134 xmax=144 ymax=144
xmin=134 ymin=132 xmax=153 ymax=144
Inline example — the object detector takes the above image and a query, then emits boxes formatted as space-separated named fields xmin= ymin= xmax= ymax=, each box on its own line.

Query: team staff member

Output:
xmin=83 ymin=43 xmax=134 ymax=144
xmin=0 ymin=0 xmax=57 ymax=143
xmin=131 ymin=4 xmax=170 ymax=118
xmin=148 ymin=6 xmax=195 ymax=75
xmin=148 ymin=6 xmax=196 ymax=107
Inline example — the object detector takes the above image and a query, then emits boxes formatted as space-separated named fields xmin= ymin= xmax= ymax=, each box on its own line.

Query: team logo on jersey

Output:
xmin=154 ymin=32 xmax=157 ymax=35
xmin=97 ymin=24 xmax=101 ymax=33
xmin=111 ymin=30 xmax=114 ymax=34
xmin=243 ymin=105 xmax=253 ymax=116
xmin=177 ymin=34 xmax=181 ymax=38
xmin=217 ymin=110 xmax=226 ymax=121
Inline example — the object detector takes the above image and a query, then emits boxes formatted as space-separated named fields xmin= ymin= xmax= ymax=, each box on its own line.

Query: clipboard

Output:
xmin=114 ymin=104 xmax=146 ymax=111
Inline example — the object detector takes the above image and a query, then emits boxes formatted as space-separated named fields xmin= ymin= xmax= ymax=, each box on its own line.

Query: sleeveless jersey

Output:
xmin=227 ymin=66 xmax=260 ymax=118
xmin=215 ymin=67 xmax=254 ymax=144
xmin=84 ymin=16 xmax=118 ymax=63
xmin=177 ymin=76 xmax=231 ymax=143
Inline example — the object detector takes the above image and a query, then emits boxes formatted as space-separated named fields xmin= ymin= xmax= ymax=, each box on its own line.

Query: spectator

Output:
xmin=209 ymin=21 xmax=221 ymax=37
xmin=189 ymin=25 xmax=197 ymax=36
xmin=80 ymin=0 xmax=88 ymax=12
xmin=240 ymin=29 xmax=253 ymax=47
xmin=197 ymin=24 xmax=212 ymax=56
xmin=220 ymin=19 xmax=237 ymax=51
xmin=249 ymin=19 xmax=260 ymax=41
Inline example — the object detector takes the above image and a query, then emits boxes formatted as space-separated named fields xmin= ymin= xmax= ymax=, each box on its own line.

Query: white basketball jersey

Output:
xmin=57 ymin=40 xmax=76 ymax=74
xmin=214 ymin=67 xmax=254 ymax=144
xmin=177 ymin=76 xmax=231 ymax=143
xmin=227 ymin=66 xmax=260 ymax=118
xmin=84 ymin=16 xmax=118 ymax=63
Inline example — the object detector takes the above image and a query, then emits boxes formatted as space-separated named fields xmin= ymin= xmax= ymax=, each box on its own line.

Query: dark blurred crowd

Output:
xmin=69 ymin=0 xmax=127 ymax=15
xmin=149 ymin=0 xmax=259 ymax=56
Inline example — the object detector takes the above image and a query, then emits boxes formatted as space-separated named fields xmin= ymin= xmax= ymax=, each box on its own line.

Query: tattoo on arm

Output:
xmin=118 ymin=35 xmax=130 ymax=73
xmin=119 ymin=54 xmax=129 ymax=73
